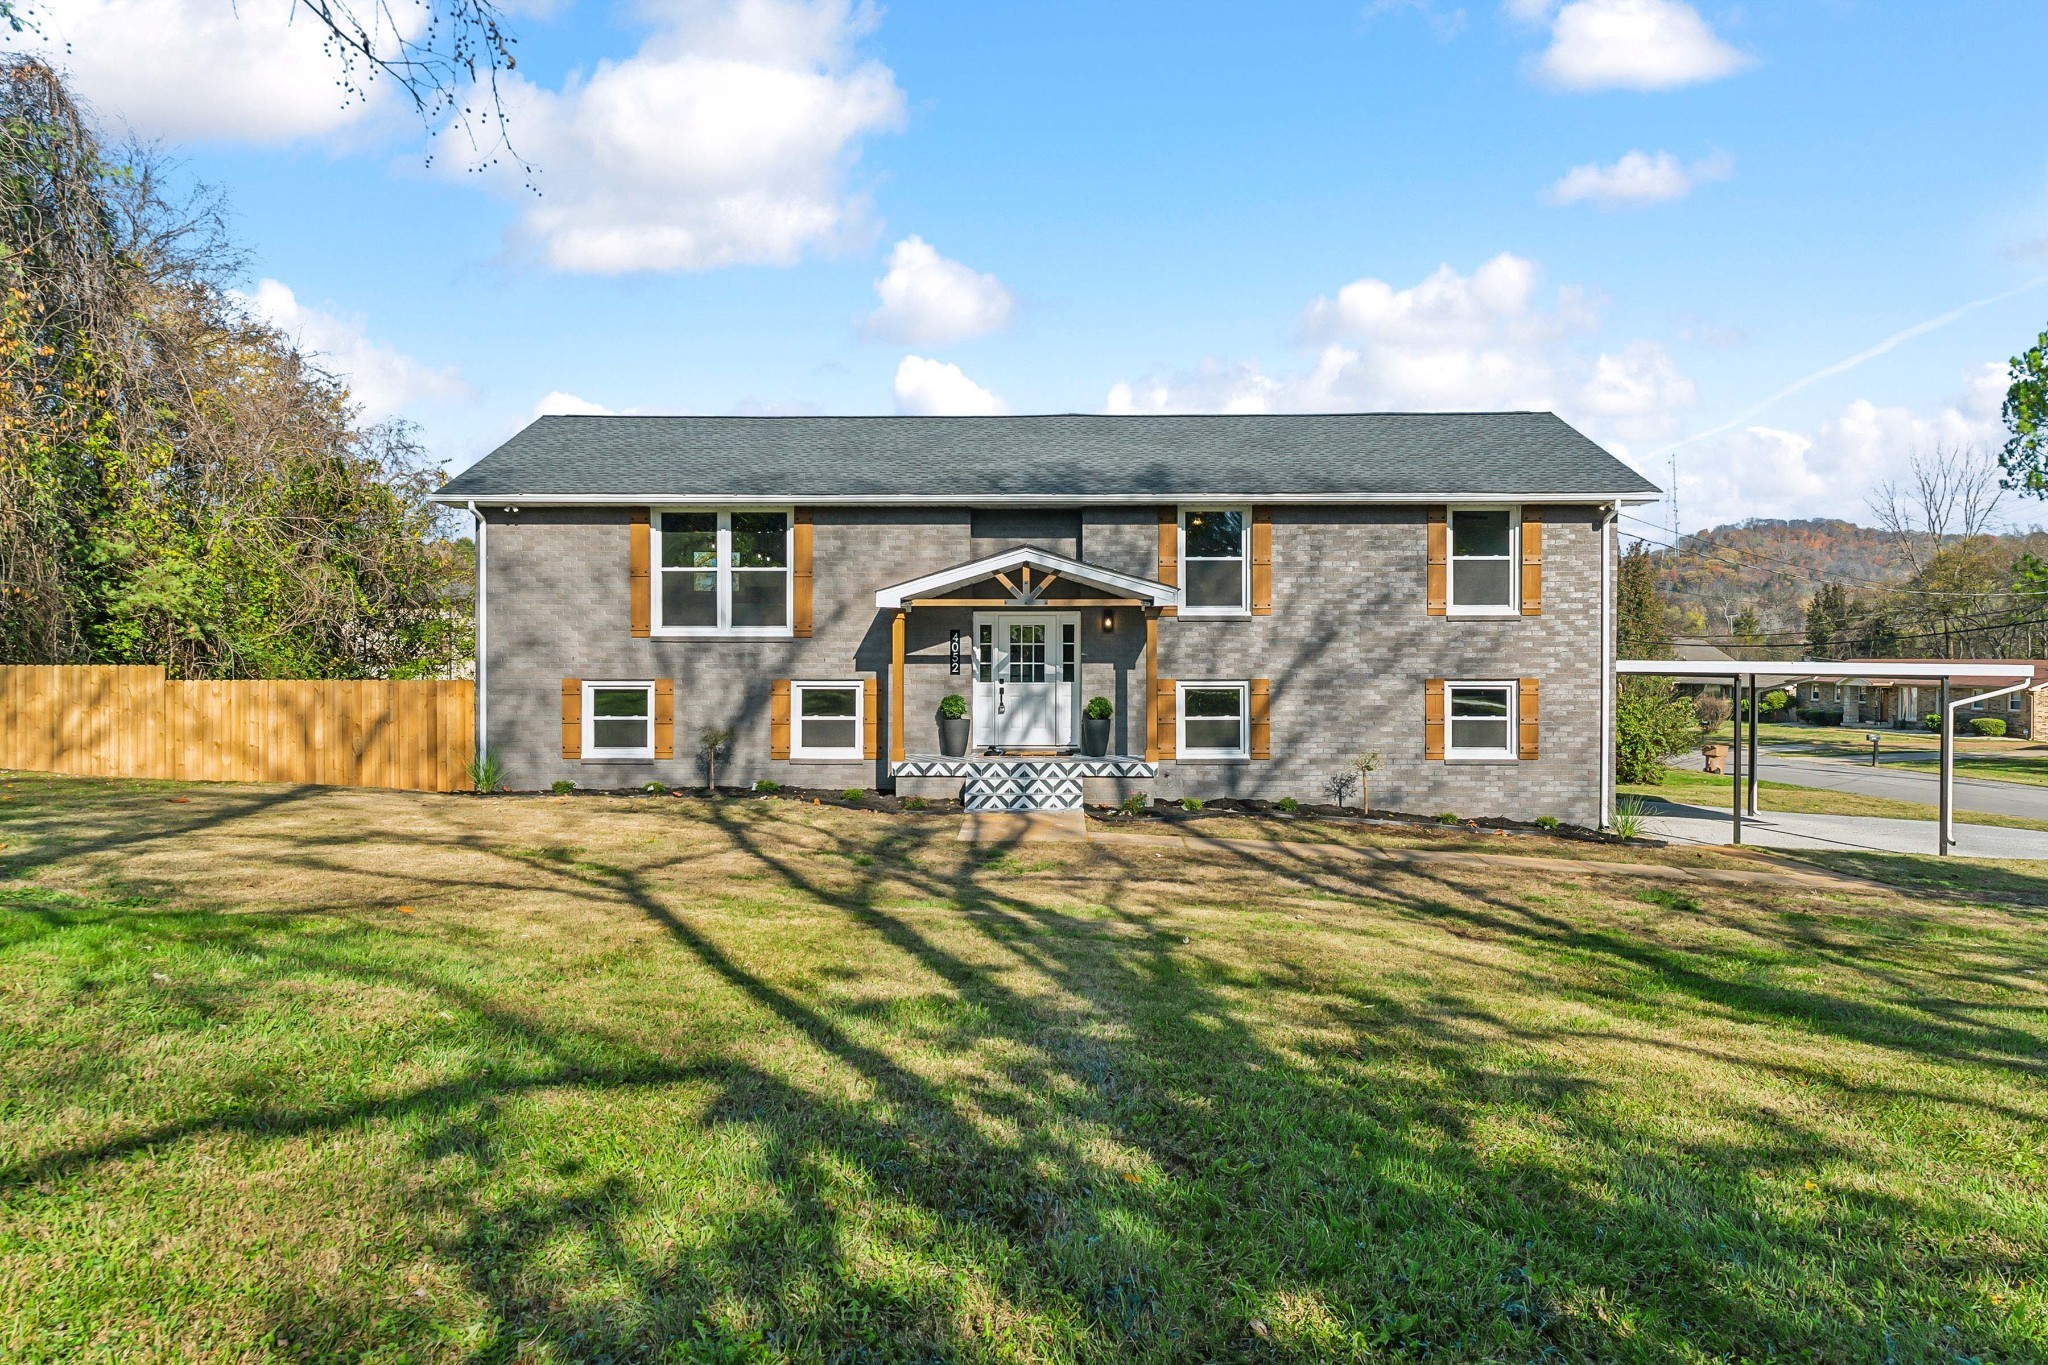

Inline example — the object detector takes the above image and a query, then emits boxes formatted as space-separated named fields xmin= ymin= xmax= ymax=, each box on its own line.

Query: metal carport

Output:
xmin=1615 ymin=660 xmax=2035 ymax=855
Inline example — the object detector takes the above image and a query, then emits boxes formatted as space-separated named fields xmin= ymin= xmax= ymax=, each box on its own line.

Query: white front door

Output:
xmin=972 ymin=613 xmax=1072 ymax=748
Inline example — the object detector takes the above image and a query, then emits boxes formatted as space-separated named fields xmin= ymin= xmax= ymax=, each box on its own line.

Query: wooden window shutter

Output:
xmin=862 ymin=677 xmax=879 ymax=760
xmin=561 ymin=679 xmax=582 ymax=760
xmin=1156 ymin=508 xmax=1178 ymax=617
xmin=770 ymin=679 xmax=791 ymax=760
xmin=629 ymin=509 xmax=652 ymax=638
xmin=792 ymin=509 xmax=814 ymax=637
xmin=1425 ymin=506 xmax=1448 ymax=616
xmin=1153 ymin=677 xmax=1177 ymax=761
xmin=1518 ymin=677 xmax=1539 ymax=760
xmin=1519 ymin=508 xmax=1543 ymax=617
xmin=653 ymin=678 xmax=675 ymax=760
xmin=1424 ymin=678 xmax=1445 ymax=760
xmin=1250 ymin=508 xmax=1273 ymax=616
xmin=1249 ymin=678 xmax=1271 ymax=759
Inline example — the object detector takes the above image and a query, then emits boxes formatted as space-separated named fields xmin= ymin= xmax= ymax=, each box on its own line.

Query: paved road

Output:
xmin=1746 ymin=749 xmax=2048 ymax=822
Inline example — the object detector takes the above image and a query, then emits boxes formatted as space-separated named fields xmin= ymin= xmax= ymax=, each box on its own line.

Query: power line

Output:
xmin=1619 ymin=515 xmax=2048 ymax=599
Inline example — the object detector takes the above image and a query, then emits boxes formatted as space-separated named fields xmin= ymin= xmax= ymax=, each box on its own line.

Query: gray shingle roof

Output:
xmin=436 ymin=412 xmax=1660 ymax=502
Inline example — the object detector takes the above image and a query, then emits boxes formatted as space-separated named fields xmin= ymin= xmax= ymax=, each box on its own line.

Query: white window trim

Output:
xmin=1445 ymin=505 xmax=1520 ymax=618
xmin=791 ymin=679 xmax=865 ymax=762
xmin=1445 ymin=679 xmax=1518 ymax=763
xmin=583 ymin=680 xmax=656 ymax=761
xmin=1177 ymin=679 xmax=1250 ymax=761
xmin=1177 ymin=506 xmax=1252 ymax=618
xmin=650 ymin=506 xmax=795 ymax=639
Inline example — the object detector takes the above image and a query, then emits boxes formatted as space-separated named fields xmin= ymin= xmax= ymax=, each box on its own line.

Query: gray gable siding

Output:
xmin=440 ymin=412 xmax=1658 ymax=502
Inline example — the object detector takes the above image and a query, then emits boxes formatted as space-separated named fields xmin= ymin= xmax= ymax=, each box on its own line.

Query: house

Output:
xmin=1804 ymin=661 xmax=2048 ymax=737
xmin=434 ymin=413 xmax=1661 ymax=822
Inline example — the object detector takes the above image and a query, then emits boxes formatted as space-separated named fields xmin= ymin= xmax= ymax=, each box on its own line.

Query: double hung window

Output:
xmin=792 ymin=682 xmax=862 ymax=760
xmin=1178 ymin=682 xmax=1248 ymax=759
xmin=1446 ymin=682 xmax=1515 ymax=760
xmin=656 ymin=510 xmax=790 ymax=634
xmin=1448 ymin=508 xmax=1517 ymax=613
xmin=585 ymin=682 xmax=655 ymax=759
xmin=1180 ymin=508 xmax=1248 ymax=614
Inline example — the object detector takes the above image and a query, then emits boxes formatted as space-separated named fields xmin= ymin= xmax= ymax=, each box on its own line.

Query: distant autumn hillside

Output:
xmin=1648 ymin=517 xmax=2048 ymax=642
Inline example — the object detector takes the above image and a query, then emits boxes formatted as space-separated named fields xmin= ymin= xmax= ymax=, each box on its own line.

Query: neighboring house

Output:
xmin=1802 ymin=661 xmax=2048 ymax=737
xmin=434 ymin=414 xmax=1659 ymax=822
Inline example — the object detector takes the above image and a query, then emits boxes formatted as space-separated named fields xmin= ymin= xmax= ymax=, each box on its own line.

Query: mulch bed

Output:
xmin=494 ymin=785 xmax=1643 ymax=844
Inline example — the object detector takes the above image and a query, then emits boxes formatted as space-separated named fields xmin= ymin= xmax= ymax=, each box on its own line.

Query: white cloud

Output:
xmin=531 ymin=391 xmax=616 ymax=419
xmin=893 ymin=355 xmax=1007 ymax=416
xmin=1576 ymin=340 xmax=1697 ymax=443
xmin=238 ymin=279 xmax=471 ymax=421
xmin=1534 ymin=0 xmax=1750 ymax=92
xmin=1547 ymin=149 xmax=1732 ymax=207
xmin=1676 ymin=363 xmax=2010 ymax=528
xmin=861 ymin=236 xmax=1014 ymax=345
xmin=1106 ymin=254 xmax=1698 ymax=460
xmin=452 ymin=0 xmax=907 ymax=274
xmin=17 ymin=0 xmax=413 ymax=144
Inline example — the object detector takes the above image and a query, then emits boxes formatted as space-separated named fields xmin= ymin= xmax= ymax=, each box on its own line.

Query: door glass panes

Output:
xmin=1061 ymin=622 xmax=1076 ymax=682
xmin=1450 ymin=510 xmax=1513 ymax=608
xmin=1449 ymin=685 xmax=1512 ymax=754
xmin=729 ymin=512 xmax=788 ymax=628
xmin=660 ymin=513 xmax=719 ymax=628
xmin=798 ymin=686 xmax=858 ymax=753
xmin=1183 ymin=687 xmax=1245 ymax=753
xmin=1183 ymin=510 xmax=1246 ymax=610
xmin=1007 ymin=624 xmax=1046 ymax=682
xmin=976 ymin=623 xmax=994 ymax=682
xmin=591 ymin=687 xmax=651 ymax=752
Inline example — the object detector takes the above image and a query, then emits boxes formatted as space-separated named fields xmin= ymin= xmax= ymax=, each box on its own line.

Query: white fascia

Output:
xmin=875 ymin=546 xmax=1179 ymax=610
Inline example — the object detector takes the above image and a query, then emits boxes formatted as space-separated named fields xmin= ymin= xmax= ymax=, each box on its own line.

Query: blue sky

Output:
xmin=17 ymin=0 xmax=2048 ymax=532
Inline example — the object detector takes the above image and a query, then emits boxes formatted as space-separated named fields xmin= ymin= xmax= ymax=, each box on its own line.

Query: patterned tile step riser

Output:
xmin=963 ymin=772 xmax=1085 ymax=813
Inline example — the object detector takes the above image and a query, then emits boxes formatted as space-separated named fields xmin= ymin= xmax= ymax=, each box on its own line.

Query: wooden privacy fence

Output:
xmin=0 ymin=666 xmax=475 ymax=792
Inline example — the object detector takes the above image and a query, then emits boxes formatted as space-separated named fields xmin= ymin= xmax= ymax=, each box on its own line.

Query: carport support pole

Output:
xmin=1746 ymin=670 xmax=1761 ymax=817
xmin=1938 ymin=678 xmax=1953 ymax=856
xmin=1730 ymin=673 xmax=1743 ymax=846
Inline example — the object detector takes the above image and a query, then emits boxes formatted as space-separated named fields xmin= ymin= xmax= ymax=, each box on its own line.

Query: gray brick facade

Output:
xmin=480 ymin=502 xmax=1614 ymax=825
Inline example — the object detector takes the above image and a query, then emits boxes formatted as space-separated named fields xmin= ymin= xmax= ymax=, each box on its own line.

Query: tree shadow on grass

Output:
xmin=0 ymin=782 xmax=2042 ymax=1360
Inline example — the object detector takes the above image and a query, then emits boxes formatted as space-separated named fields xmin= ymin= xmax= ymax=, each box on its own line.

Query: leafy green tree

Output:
xmin=0 ymin=58 xmax=469 ymax=678
xmin=1729 ymin=606 xmax=1767 ymax=658
xmin=1616 ymin=541 xmax=1671 ymax=659
xmin=1615 ymin=676 xmax=1702 ymax=785
xmin=2003 ymin=325 xmax=2047 ymax=496
xmin=1804 ymin=583 xmax=1852 ymax=659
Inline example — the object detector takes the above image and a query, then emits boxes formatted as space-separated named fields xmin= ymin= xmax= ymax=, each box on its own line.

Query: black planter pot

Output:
xmin=938 ymin=716 xmax=971 ymax=757
xmin=1081 ymin=715 xmax=1112 ymax=758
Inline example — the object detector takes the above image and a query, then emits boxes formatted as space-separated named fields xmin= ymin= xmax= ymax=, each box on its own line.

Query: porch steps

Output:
xmin=891 ymin=756 xmax=1157 ymax=813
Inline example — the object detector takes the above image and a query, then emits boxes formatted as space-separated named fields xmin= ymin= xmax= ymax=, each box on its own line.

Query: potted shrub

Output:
xmin=937 ymin=694 xmax=971 ymax=757
xmin=1081 ymin=696 xmax=1113 ymax=757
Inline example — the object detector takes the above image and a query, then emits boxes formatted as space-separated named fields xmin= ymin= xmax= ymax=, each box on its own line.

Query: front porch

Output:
xmin=876 ymin=545 xmax=1182 ymax=784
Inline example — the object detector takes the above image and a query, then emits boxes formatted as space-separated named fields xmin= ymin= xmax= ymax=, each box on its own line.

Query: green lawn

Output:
xmin=1620 ymin=766 xmax=2048 ymax=834
xmin=1 ymin=773 xmax=2045 ymax=1362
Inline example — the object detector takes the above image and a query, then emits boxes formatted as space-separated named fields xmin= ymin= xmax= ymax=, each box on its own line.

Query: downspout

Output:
xmin=1599 ymin=504 xmax=1616 ymax=829
xmin=468 ymin=501 xmax=487 ymax=771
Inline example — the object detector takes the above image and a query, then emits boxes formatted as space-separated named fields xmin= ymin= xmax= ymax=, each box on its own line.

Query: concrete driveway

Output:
xmin=1747 ymin=750 xmax=2048 ymax=821
xmin=1639 ymin=800 xmax=2046 ymax=859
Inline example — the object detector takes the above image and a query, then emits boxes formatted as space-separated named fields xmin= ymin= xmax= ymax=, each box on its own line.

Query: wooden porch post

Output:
xmin=890 ymin=609 xmax=907 ymax=763
xmin=1144 ymin=609 xmax=1159 ymax=763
